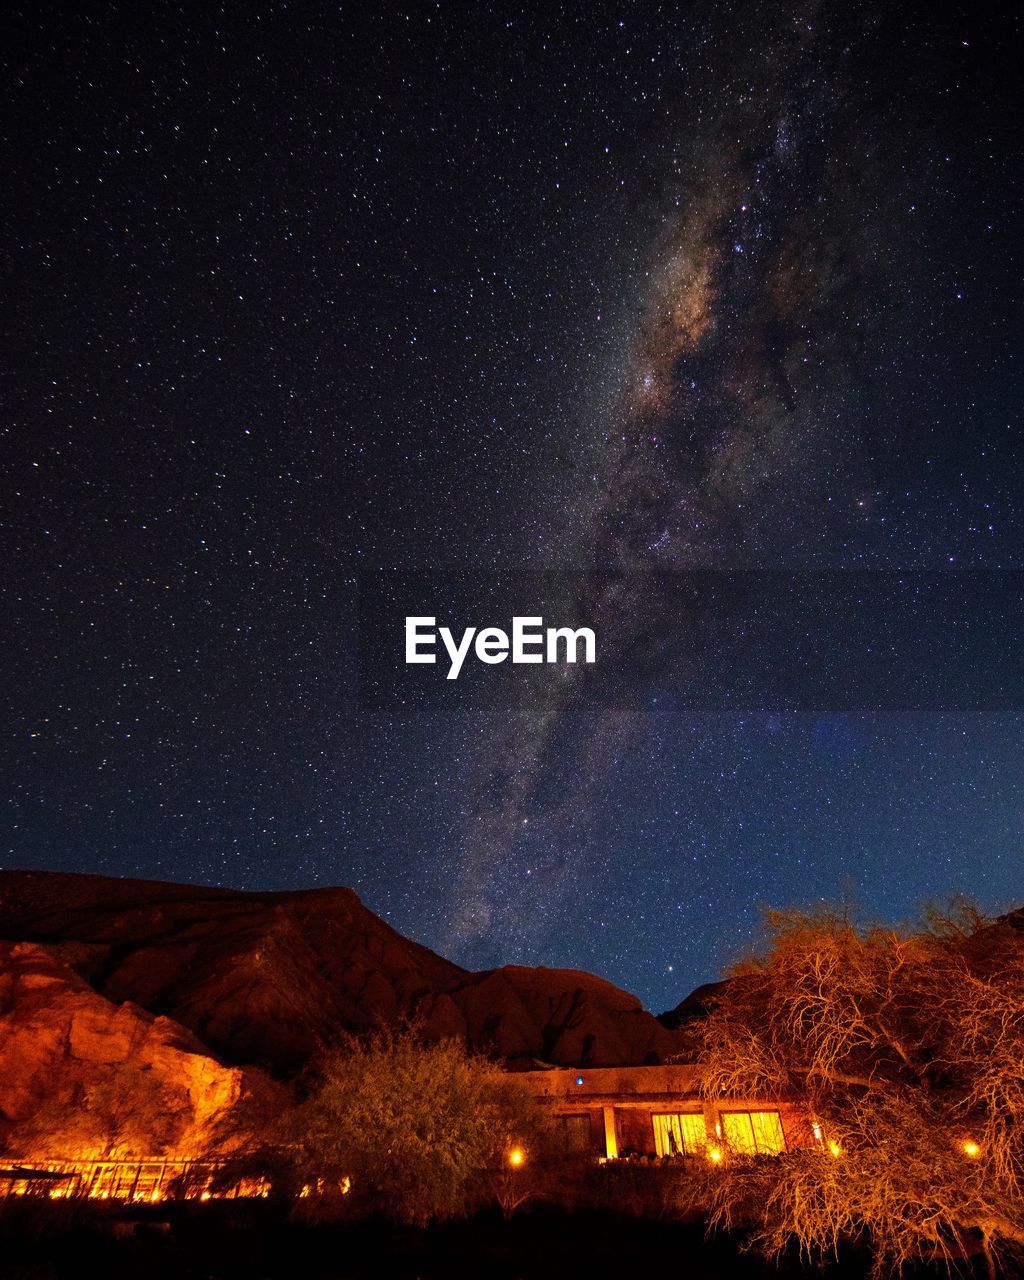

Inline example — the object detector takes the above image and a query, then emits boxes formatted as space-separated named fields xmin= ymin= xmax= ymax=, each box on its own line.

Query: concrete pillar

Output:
xmin=602 ymin=1105 xmax=618 ymax=1159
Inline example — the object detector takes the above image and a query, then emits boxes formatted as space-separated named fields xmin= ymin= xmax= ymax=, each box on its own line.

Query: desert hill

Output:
xmin=0 ymin=869 xmax=683 ymax=1076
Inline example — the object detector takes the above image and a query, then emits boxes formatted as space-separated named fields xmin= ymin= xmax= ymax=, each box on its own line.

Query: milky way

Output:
xmin=451 ymin=6 xmax=930 ymax=952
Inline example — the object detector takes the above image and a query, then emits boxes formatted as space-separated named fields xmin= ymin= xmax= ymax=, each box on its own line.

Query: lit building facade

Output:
xmin=515 ymin=1063 xmax=811 ymax=1160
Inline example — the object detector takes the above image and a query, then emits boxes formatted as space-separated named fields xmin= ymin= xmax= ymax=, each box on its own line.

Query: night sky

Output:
xmin=4 ymin=1 xmax=1023 ymax=1013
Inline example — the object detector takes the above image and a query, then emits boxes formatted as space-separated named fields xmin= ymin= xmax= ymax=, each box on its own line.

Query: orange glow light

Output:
xmin=508 ymin=1147 xmax=525 ymax=1168
xmin=707 ymin=1147 xmax=723 ymax=1163
xmin=828 ymin=1141 xmax=843 ymax=1158
xmin=962 ymin=1140 xmax=981 ymax=1159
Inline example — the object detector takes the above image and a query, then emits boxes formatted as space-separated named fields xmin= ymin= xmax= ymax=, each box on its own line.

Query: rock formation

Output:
xmin=0 ymin=938 xmax=281 ymax=1158
xmin=0 ymin=869 xmax=684 ymax=1076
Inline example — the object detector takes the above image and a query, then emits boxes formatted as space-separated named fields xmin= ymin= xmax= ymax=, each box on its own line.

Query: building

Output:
xmin=515 ymin=1063 xmax=812 ymax=1160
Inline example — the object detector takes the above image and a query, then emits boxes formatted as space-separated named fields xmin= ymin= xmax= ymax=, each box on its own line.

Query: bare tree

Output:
xmin=14 ymin=1061 xmax=181 ymax=1159
xmin=689 ymin=903 xmax=1024 ymax=1278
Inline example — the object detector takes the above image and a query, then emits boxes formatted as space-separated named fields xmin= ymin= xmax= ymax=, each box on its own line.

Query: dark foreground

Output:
xmin=1 ymin=1201 xmax=991 ymax=1280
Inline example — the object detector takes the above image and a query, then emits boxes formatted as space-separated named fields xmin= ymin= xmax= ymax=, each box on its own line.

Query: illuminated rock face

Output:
xmin=0 ymin=939 xmax=281 ymax=1157
xmin=0 ymin=870 xmax=685 ymax=1076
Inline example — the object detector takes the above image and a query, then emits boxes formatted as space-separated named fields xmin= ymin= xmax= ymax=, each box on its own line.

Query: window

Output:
xmin=652 ymin=1112 xmax=707 ymax=1157
xmin=721 ymin=1111 xmax=786 ymax=1155
xmin=556 ymin=1113 xmax=592 ymax=1153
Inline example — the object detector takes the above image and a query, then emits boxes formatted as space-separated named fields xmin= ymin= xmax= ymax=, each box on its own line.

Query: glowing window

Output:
xmin=721 ymin=1110 xmax=786 ymax=1155
xmin=652 ymin=1112 xmax=707 ymax=1156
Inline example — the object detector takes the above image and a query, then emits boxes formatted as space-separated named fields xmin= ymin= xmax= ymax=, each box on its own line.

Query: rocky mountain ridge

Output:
xmin=0 ymin=869 xmax=684 ymax=1079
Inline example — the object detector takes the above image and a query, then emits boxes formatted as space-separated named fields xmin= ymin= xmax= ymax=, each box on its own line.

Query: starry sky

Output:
xmin=4 ymin=0 xmax=1022 ymax=1012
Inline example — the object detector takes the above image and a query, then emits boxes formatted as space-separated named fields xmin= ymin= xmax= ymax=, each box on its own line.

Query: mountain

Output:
xmin=0 ymin=869 xmax=684 ymax=1076
xmin=657 ymin=979 xmax=726 ymax=1030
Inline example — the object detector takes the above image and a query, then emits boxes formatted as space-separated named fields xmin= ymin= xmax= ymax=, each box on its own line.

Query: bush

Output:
xmin=280 ymin=1027 xmax=553 ymax=1226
